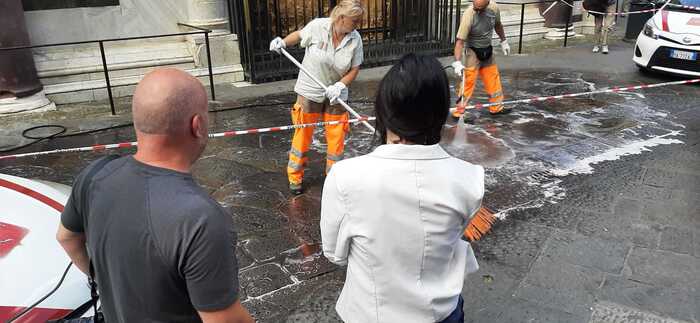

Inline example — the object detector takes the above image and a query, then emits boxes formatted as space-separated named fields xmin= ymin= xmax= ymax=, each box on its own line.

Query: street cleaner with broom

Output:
xmin=451 ymin=0 xmax=512 ymax=122
xmin=269 ymin=0 xmax=365 ymax=195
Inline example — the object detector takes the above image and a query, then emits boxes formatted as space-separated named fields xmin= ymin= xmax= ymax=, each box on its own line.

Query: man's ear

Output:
xmin=191 ymin=114 xmax=206 ymax=138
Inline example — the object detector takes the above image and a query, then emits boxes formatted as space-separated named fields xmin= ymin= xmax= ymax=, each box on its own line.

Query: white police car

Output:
xmin=0 ymin=174 xmax=91 ymax=322
xmin=634 ymin=0 xmax=700 ymax=76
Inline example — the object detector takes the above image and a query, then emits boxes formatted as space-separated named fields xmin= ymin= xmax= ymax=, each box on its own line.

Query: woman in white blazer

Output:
xmin=320 ymin=54 xmax=485 ymax=323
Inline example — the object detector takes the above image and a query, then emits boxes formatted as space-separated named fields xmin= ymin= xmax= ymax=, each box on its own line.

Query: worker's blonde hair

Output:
xmin=330 ymin=0 xmax=365 ymax=23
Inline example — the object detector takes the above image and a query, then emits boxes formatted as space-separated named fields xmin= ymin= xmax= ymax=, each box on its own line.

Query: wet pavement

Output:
xmin=1 ymin=39 xmax=699 ymax=322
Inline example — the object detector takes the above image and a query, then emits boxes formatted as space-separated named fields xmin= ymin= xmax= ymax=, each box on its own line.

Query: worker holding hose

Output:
xmin=269 ymin=0 xmax=364 ymax=195
xmin=451 ymin=0 xmax=511 ymax=122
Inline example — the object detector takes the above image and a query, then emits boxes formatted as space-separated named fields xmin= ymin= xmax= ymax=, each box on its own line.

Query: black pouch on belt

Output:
xmin=471 ymin=46 xmax=493 ymax=62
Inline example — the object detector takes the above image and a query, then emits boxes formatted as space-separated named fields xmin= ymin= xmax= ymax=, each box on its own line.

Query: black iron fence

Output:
xmin=0 ymin=25 xmax=215 ymax=115
xmin=230 ymin=0 xmax=463 ymax=83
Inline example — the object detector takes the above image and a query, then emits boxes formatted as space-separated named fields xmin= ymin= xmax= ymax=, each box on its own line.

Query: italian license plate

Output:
xmin=669 ymin=49 xmax=697 ymax=60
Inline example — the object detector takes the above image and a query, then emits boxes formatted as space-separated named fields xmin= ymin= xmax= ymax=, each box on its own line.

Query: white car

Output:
xmin=634 ymin=0 xmax=700 ymax=76
xmin=0 ymin=174 xmax=91 ymax=322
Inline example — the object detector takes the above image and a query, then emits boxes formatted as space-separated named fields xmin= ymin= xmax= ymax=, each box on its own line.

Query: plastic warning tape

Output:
xmin=209 ymin=116 xmax=375 ymax=138
xmin=451 ymin=78 xmax=700 ymax=113
xmin=557 ymin=0 xmax=664 ymax=15
xmin=0 ymin=117 xmax=376 ymax=160
xmin=583 ymin=7 xmax=658 ymax=15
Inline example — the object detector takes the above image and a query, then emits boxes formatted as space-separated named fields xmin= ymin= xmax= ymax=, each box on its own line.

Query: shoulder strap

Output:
xmin=80 ymin=155 xmax=119 ymax=322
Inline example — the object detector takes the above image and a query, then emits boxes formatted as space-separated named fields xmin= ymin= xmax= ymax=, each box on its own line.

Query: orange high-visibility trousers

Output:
xmin=479 ymin=64 xmax=504 ymax=114
xmin=323 ymin=112 xmax=349 ymax=173
xmin=454 ymin=48 xmax=505 ymax=117
xmin=287 ymin=98 xmax=348 ymax=189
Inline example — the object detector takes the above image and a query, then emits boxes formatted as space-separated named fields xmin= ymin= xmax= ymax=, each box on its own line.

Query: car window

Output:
xmin=677 ymin=0 xmax=700 ymax=5
xmin=665 ymin=0 xmax=700 ymax=11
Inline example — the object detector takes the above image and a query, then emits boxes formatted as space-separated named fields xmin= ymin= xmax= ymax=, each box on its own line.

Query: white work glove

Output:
xmin=451 ymin=61 xmax=465 ymax=77
xmin=501 ymin=39 xmax=511 ymax=56
xmin=269 ymin=37 xmax=286 ymax=54
xmin=325 ymin=82 xmax=348 ymax=104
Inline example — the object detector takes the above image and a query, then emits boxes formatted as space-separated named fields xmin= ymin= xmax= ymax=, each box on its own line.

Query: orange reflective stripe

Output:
xmin=289 ymin=147 xmax=305 ymax=159
xmin=326 ymin=153 xmax=343 ymax=162
xmin=287 ymin=159 xmax=304 ymax=171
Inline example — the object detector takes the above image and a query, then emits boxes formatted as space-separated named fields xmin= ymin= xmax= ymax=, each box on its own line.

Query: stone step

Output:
xmin=34 ymin=40 xmax=195 ymax=78
xmin=45 ymin=64 xmax=245 ymax=105
xmin=39 ymin=61 xmax=198 ymax=86
xmin=33 ymin=37 xmax=244 ymax=105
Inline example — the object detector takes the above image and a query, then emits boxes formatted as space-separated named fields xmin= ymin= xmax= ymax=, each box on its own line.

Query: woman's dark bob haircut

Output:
xmin=374 ymin=53 xmax=450 ymax=145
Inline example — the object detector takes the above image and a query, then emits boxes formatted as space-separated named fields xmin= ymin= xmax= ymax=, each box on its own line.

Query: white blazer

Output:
xmin=321 ymin=144 xmax=484 ymax=323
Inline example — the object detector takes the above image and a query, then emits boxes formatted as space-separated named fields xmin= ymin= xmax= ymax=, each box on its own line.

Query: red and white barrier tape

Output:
xmin=584 ymin=7 xmax=658 ymax=16
xmin=452 ymin=78 xmax=700 ymax=113
xmin=0 ymin=117 xmax=376 ymax=160
xmin=557 ymin=0 xmax=674 ymax=16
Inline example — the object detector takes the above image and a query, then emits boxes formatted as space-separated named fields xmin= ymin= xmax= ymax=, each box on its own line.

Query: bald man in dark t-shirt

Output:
xmin=56 ymin=68 xmax=254 ymax=323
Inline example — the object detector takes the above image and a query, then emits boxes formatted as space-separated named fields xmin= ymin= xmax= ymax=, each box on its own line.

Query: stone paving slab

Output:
xmin=641 ymin=202 xmax=700 ymax=230
xmin=597 ymin=276 xmax=698 ymax=322
xmin=240 ymin=263 xmax=295 ymax=298
xmin=226 ymin=205 xmax=288 ymax=236
xmin=589 ymin=301 xmax=691 ymax=323
xmin=467 ymin=296 xmax=591 ymax=323
xmin=622 ymin=247 xmax=700 ymax=292
xmin=643 ymin=169 xmax=700 ymax=193
xmin=659 ymin=226 xmax=695 ymax=256
xmin=507 ymin=204 xmax=585 ymax=232
xmin=539 ymin=230 xmax=630 ymax=274
xmin=280 ymin=244 xmax=338 ymax=281
xmin=462 ymin=260 xmax=524 ymax=316
xmin=514 ymin=255 xmax=605 ymax=316
xmin=472 ymin=220 xmax=553 ymax=274
xmin=575 ymin=201 xmax=661 ymax=249
xmin=242 ymin=270 xmax=345 ymax=323
xmin=242 ymin=230 xmax=303 ymax=262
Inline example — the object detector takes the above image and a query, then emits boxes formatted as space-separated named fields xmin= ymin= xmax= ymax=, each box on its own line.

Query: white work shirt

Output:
xmin=321 ymin=144 xmax=483 ymax=323
xmin=294 ymin=18 xmax=364 ymax=103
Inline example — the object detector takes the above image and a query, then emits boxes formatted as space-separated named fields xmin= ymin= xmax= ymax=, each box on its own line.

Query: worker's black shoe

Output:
xmin=489 ymin=106 xmax=512 ymax=115
xmin=462 ymin=112 xmax=476 ymax=124
xmin=451 ymin=109 xmax=463 ymax=120
xmin=290 ymin=183 xmax=304 ymax=196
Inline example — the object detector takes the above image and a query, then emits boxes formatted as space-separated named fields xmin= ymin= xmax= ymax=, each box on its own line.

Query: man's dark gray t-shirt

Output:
xmin=61 ymin=156 xmax=239 ymax=323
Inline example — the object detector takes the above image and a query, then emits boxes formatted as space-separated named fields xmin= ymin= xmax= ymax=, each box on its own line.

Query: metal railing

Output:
xmin=0 ymin=25 xmax=216 ymax=115
xmin=471 ymin=0 xmax=633 ymax=54
xmin=483 ymin=0 xmax=576 ymax=54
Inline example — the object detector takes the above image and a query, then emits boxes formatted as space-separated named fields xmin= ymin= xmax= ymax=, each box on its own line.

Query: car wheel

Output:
xmin=636 ymin=64 xmax=653 ymax=75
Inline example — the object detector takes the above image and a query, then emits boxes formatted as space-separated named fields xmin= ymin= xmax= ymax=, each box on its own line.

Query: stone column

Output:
xmin=183 ymin=0 xmax=240 ymax=75
xmin=539 ymin=0 xmax=584 ymax=39
xmin=0 ymin=0 xmax=55 ymax=114
xmin=186 ymin=0 xmax=230 ymax=34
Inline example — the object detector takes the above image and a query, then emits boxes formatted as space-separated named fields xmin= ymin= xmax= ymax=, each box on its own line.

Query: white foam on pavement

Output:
xmin=551 ymin=131 xmax=684 ymax=176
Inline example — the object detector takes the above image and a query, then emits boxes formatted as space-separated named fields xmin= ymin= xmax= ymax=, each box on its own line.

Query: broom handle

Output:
xmin=280 ymin=48 xmax=376 ymax=133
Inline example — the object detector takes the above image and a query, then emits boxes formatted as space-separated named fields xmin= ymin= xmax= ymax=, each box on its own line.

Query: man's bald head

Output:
xmin=474 ymin=0 xmax=490 ymax=11
xmin=132 ymin=68 xmax=208 ymax=135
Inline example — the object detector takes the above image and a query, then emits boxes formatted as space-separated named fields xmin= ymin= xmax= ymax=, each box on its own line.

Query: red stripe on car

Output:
xmin=0 ymin=306 xmax=72 ymax=322
xmin=0 ymin=178 xmax=64 ymax=213
xmin=661 ymin=10 xmax=670 ymax=31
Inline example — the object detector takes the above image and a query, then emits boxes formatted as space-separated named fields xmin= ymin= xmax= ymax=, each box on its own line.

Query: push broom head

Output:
xmin=464 ymin=206 xmax=496 ymax=241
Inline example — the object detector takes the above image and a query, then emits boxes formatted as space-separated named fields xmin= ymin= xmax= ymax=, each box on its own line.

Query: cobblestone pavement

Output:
xmin=1 ymin=40 xmax=698 ymax=322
